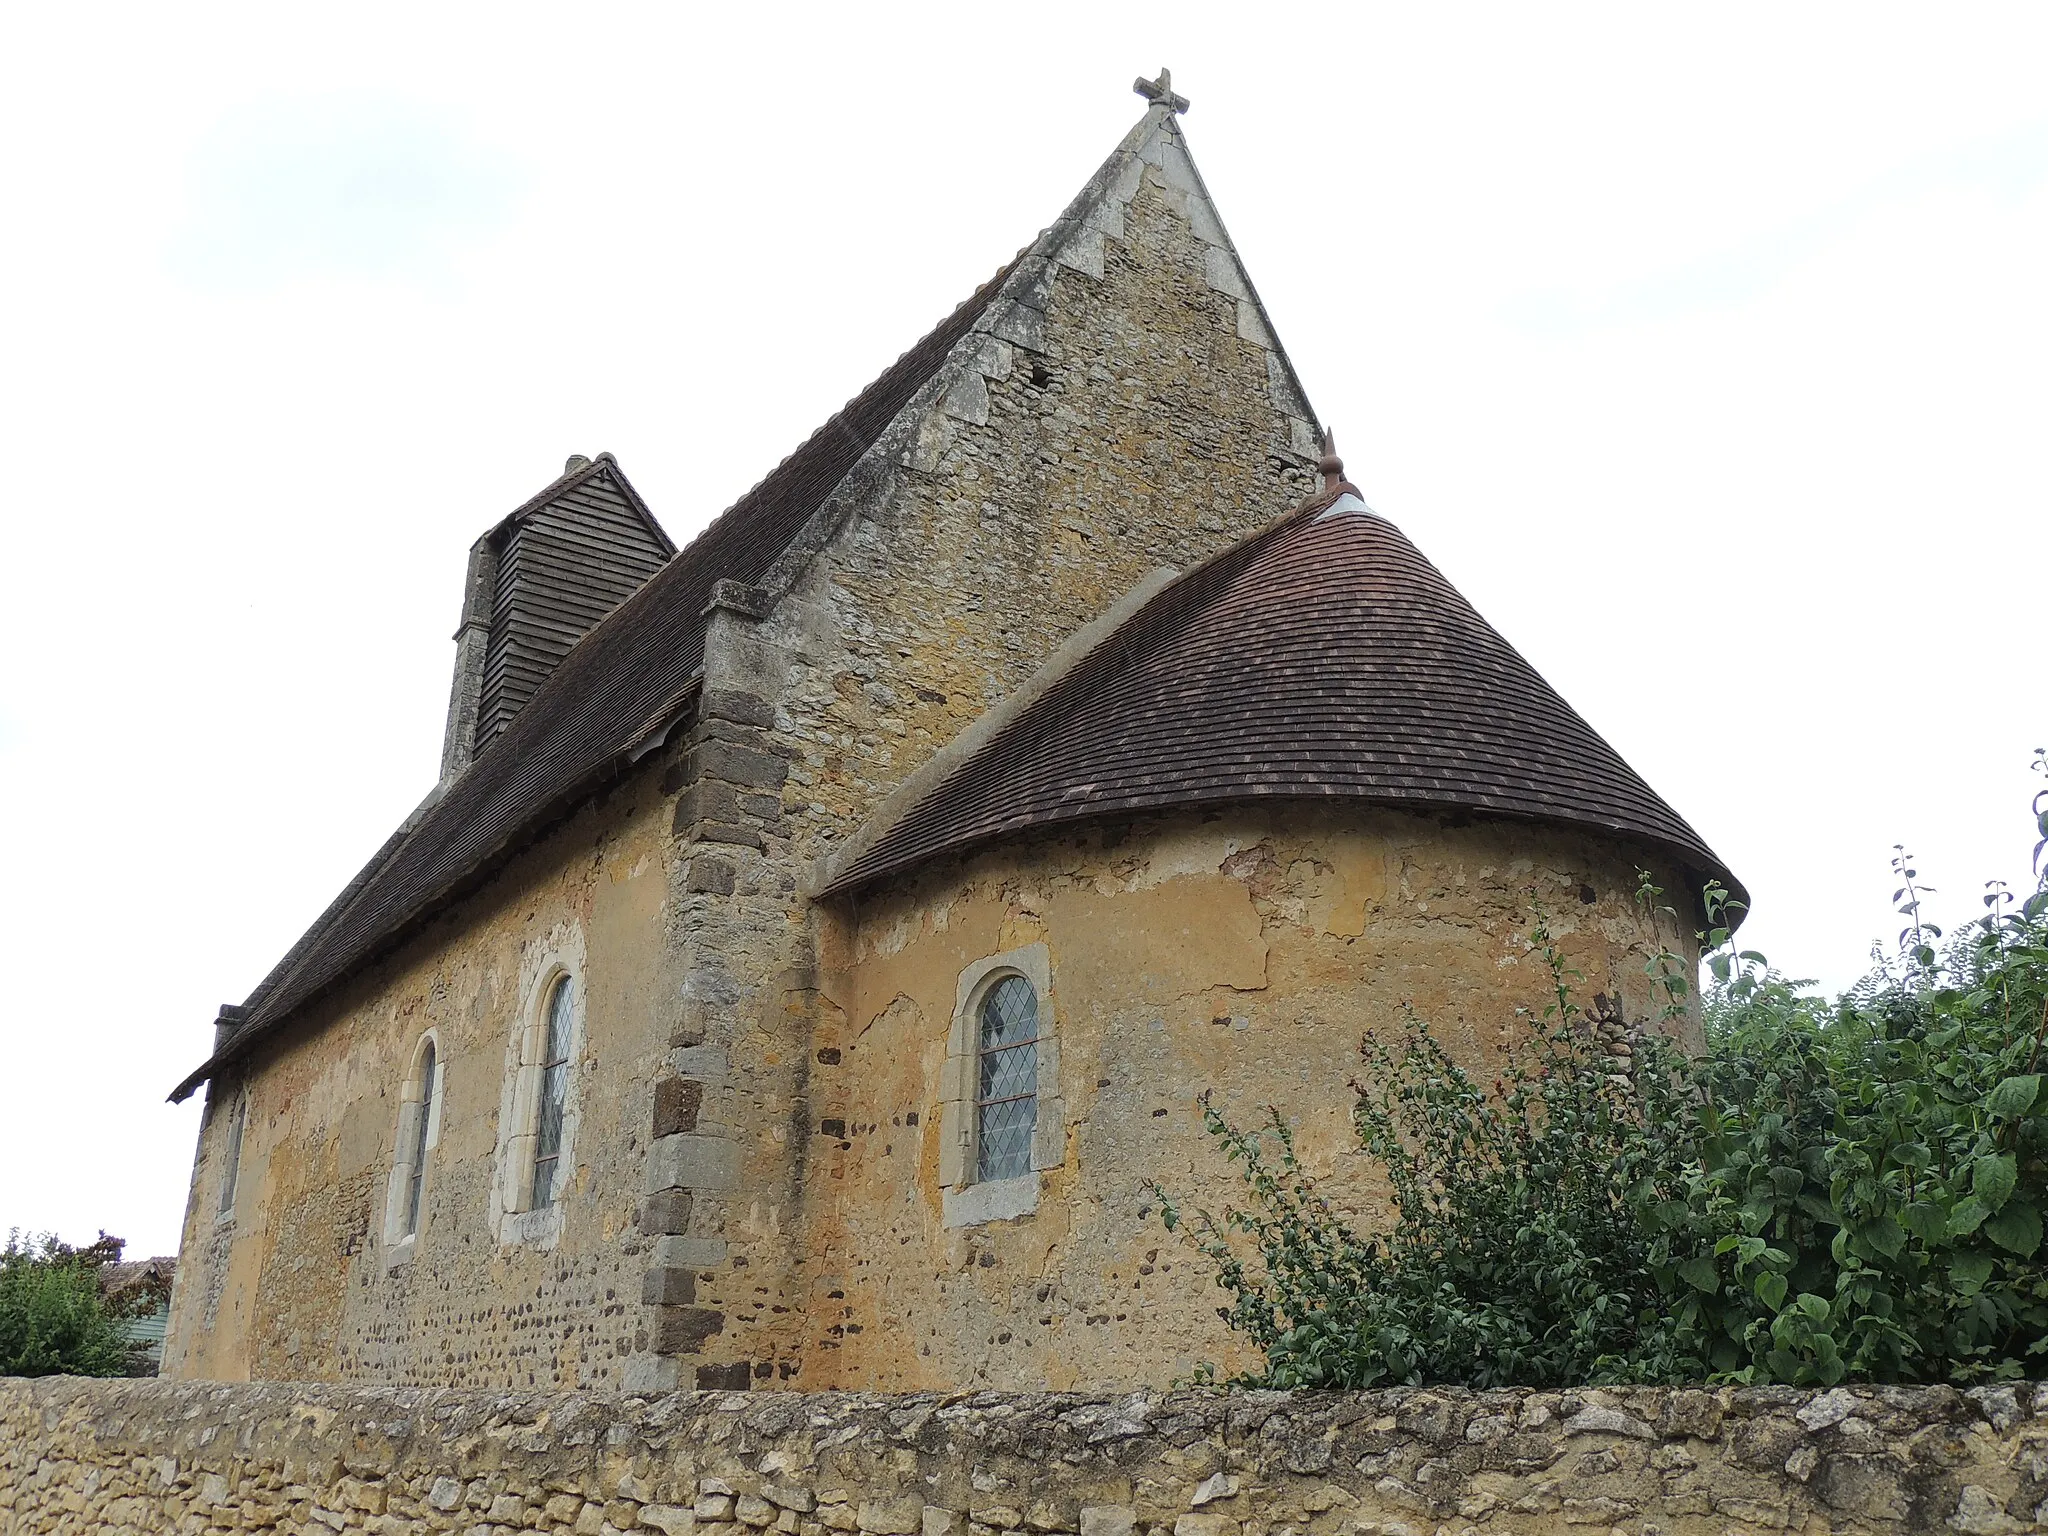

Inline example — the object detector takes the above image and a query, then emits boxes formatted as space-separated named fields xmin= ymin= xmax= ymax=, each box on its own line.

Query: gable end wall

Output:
xmin=641 ymin=137 xmax=1321 ymax=1390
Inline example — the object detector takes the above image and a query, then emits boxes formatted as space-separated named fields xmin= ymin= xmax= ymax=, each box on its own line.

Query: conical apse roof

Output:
xmin=823 ymin=489 xmax=1741 ymax=909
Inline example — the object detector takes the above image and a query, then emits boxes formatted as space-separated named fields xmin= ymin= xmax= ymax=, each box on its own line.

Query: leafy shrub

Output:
xmin=1159 ymin=754 xmax=2048 ymax=1387
xmin=0 ymin=1232 xmax=142 ymax=1378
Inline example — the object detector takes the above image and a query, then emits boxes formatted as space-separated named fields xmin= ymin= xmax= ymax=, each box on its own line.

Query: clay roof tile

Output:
xmin=823 ymin=495 xmax=1742 ymax=910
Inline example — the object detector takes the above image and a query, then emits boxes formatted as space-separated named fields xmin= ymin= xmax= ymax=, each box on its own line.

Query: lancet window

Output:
xmin=974 ymin=975 xmax=1040 ymax=1183
xmin=530 ymin=975 xmax=574 ymax=1208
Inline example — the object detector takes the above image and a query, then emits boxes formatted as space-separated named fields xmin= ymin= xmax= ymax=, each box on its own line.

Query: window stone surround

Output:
xmin=940 ymin=942 xmax=1062 ymax=1227
xmin=381 ymin=1029 xmax=444 ymax=1269
xmin=492 ymin=926 xmax=587 ymax=1249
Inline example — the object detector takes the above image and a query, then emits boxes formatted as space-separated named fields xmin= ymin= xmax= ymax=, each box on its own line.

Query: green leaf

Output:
xmin=1857 ymin=1217 xmax=1906 ymax=1260
xmin=1755 ymin=1270 xmax=1789 ymax=1311
xmin=1950 ymin=1197 xmax=1993 ymax=1236
xmin=1902 ymin=1202 xmax=1948 ymax=1243
xmin=1951 ymin=1252 xmax=1995 ymax=1294
xmin=1974 ymin=1154 xmax=2018 ymax=1212
xmin=1796 ymin=1192 xmax=1842 ymax=1225
xmin=1985 ymin=1201 xmax=2043 ymax=1256
xmin=1987 ymin=1075 xmax=2042 ymax=1120
xmin=1677 ymin=1256 xmax=1720 ymax=1293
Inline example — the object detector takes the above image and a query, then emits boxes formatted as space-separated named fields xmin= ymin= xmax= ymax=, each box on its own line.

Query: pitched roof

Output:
xmin=484 ymin=452 xmax=675 ymax=553
xmin=171 ymin=262 xmax=1016 ymax=1101
xmin=171 ymin=94 xmax=1306 ymax=1101
xmin=822 ymin=489 xmax=1742 ymax=908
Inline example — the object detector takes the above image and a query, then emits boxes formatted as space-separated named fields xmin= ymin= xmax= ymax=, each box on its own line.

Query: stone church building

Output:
xmin=164 ymin=77 xmax=1738 ymax=1395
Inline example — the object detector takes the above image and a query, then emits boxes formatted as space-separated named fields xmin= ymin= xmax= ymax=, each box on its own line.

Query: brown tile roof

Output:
xmin=822 ymin=491 xmax=1742 ymax=909
xmin=172 ymin=263 xmax=1016 ymax=1101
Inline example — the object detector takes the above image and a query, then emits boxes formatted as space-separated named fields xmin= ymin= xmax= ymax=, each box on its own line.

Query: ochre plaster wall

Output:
xmin=163 ymin=764 xmax=676 ymax=1389
xmin=809 ymin=804 xmax=1701 ymax=1391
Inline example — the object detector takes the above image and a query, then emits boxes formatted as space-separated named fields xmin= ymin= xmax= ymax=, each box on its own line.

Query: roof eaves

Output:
xmin=482 ymin=454 xmax=619 ymax=545
xmin=165 ymin=101 xmax=1216 ymax=1104
xmin=818 ymin=495 xmax=1338 ymax=898
xmin=206 ymin=781 xmax=448 ymax=1046
xmin=167 ymin=680 xmax=700 ymax=1103
xmin=817 ymin=487 xmax=1743 ymax=918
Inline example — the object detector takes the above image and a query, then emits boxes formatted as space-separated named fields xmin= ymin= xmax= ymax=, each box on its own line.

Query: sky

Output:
xmin=2 ymin=4 xmax=2043 ymax=1257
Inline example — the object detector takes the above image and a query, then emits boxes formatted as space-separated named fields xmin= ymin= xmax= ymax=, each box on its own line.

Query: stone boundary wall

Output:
xmin=4 ymin=1379 xmax=2046 ymax=1536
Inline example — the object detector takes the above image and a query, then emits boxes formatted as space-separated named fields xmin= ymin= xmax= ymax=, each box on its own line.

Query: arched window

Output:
xmin=975 ymin=974 xmax=1040 ymax=1183
xmin=530 ymin=975 xmax=574 ymax=1208
xmin=939 ymin=944 xmax=1061 ymax=1227
xmin=217 ymin=1092 xmax=247 ymax=1219
xmin=384 ymin=1033 xmax=444 ymax=1256
xmin=401 ymin=1039 xmax=439 ymax=1238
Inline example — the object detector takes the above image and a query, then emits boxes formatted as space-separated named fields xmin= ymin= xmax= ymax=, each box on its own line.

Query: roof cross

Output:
xmin=1133 ymin=67 xmax=1190 ymax=115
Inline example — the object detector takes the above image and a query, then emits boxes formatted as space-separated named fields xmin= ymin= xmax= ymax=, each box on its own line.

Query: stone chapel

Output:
xmin=163 ymin=75 xmax=1740 ymax=1395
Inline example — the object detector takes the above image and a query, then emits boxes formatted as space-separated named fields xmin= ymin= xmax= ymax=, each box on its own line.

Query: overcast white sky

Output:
xmin=3 ymin=4 xmax=2044 ymax=1257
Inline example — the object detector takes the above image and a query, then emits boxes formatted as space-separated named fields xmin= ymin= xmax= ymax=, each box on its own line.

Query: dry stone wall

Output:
xmin=8 ymin=1377 xmax=2048 ymax=1536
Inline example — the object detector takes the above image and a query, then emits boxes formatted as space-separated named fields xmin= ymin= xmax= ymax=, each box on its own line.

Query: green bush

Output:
xmin=1159 ymin=754 xmax=2048 ymax=1388
xmin=0 ymin=1232 xmax=139 ymax=1378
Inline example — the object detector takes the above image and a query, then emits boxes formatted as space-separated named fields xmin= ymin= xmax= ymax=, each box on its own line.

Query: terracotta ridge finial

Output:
xmin=1318 ymin=428 xmax=1359 ymax=497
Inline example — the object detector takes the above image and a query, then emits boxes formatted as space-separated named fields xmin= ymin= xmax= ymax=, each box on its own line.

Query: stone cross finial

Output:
xmin=1134 ymin=68 xmax=1190 ymax=115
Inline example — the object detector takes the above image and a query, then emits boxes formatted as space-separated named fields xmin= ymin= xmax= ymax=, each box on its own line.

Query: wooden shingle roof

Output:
xmin=822 ymin=490 xmax=1742 ymax=908
xmin=172 ymin=263 xmax=1015 ymax=1101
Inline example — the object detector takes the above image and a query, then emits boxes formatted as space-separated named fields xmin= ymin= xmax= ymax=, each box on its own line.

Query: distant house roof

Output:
xmin=99 ymin=1256 xmax=175 ymax=1298
xmin=823 ymin=487 xmax=1742 ymax=908
xmin=172 ymin=260 xmax=1018 ymax=1102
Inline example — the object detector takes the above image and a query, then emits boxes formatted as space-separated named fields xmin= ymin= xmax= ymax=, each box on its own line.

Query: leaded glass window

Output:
xmin=531 ymin=976 xmax=573 ymax=1208
xmin=975 ymin=975 xmax=1039 ymax=1183
xmin=402 ymin=1040 xmax=436 ymax=1238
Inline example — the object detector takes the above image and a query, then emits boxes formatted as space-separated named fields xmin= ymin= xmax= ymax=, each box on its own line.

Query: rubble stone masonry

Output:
xmin=7 ymin=1376 xmax=2048 ymax=1535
